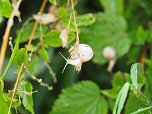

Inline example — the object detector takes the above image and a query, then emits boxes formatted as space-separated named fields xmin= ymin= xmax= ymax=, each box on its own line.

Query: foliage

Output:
xmin=0 ymin=0 xmax=152 ymax=114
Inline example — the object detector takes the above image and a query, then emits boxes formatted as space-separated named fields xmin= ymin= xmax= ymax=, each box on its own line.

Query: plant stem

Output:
xmin=0 ymin=0 xmax=22 ymax=74
xmin=130 ymin=105 xmax=152 ymax=114
xmin=139 ymin=44 xmax=147 ymax=68
xmin=8 ymin=0 xmax=47 ymax=113
xmin=70 ymin=0 xmax=79 ymax=44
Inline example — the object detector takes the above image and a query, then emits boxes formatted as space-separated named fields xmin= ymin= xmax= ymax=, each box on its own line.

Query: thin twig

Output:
xmin=66 ymin=0 xmax=70 ymax=11
xmin=70 ymin=0 xmax=79 ymax=44
xmin=45 ymin=62 xmax=57 ymax=83
xmin=8 ymin=0 xmax=47 ymax=113
xmin=0 ymin=0 xmax=22 ymax=74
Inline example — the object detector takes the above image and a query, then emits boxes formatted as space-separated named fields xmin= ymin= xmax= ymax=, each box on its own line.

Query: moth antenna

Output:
xmin=59 ymin=52 xmax=67 ymax=61
xmin=62 ymin=61 xmax=68 ymax=73
xmin=59 ymin=52 xmax=69 ymax=73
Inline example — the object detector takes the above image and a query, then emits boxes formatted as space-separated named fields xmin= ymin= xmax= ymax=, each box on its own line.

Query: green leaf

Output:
xmin=1 ymin=34 xmax=20 ymax=80
xmin=51 ymin=81 xmax=108 ymax=114
xmin=0 ymin=0 xmax=12 ymax=18
xmin=49 ymin=0 xmax=57 ymax=6
xmin=0 ymin=80 xmax=9 ymax=114
xmin=0 ymin=79 xmax=4 ymax=95
xmin=19 ymin=22 xmax=48 ymax=43
xmin=19 ymin=80 xmax=34 ymax=114
xmin=130 ymin=63 xmax=145 ymax=92
xmin=76 ymin=14 xmax=96 ymax=26
xmin=99 ymin=0 xmax=124 ymax=15
xmin=113 ymin=82 xmax=130 ymax=114
xmin=112 ymin=72 xmax=125 ymax=88
xmin=2 ymin=93 xmax=21 ymax=108
xmin=125 ymin=93 xmax=151 ymax=114
xmin=101 ymin=88 xmax=120 ymax=99
xmin=14 ymin=48 xmax=28 ymax=66
xmin=27 ymin=56 xmax=39 ymax=74
xmin=44 ymin=30 xmax=75 ymax=47
xmin=80 ymin=13 xmax=131 ymax=64
xmin=0 ymin=97 xmax=9 ymax=114
xmin=38 ymin=48 xmax=49 ymax=62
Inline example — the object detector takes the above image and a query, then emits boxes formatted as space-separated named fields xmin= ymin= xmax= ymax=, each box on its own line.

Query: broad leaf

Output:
xmin=19 ymin=22 xmax=48 ymax=43
xmin=19 ymin=80 xmax=34 ymax=114
xmin=51 ymin=81 xmax=108 ymax=114
xmin=99 ymin=0 xmax=124 ymax=15
xmin=1 ymin=34 xmax=20 ymax=80
xmin=38 ymin=48 xmax=49 ymax=62
xmin=125 ymin=93 xmax=151 ymax=114
xmin=80 ymin=13 xmax=131 ymax=64
xmin=44 ymin=30 xmax=75 ymax=47
xmin=27 ymin=56 xmax=39 ymax=74
xmin=14 ymin=48 xmax=28 ymax=66
xmin=113 ymin=82 xmax=130 ymax=114
xmin=76 ymin=14 xmax=96 ymax=26
xmin=0 ymin=0 xmax=12 ymax=18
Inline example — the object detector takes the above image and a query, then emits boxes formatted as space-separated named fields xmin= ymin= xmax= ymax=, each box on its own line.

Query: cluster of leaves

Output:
xmin=0 ymin=0 xmax=152 ymax=114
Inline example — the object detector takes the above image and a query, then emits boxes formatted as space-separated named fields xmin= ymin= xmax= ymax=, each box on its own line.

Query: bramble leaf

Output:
xmin=51 ymin=81 xmax=108 ymax=114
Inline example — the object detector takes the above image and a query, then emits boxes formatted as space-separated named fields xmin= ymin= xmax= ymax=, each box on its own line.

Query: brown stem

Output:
xmin=139 ymin=44 xmax=147 ymax=68
xmin=0 ymin=0 xmax=21 ymax=74
xmin=8 ymin=0 xmax=47 ymax=113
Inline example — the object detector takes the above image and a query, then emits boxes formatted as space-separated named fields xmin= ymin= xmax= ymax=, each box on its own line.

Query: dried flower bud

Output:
xmin=103 ymin=46 xmax=116 ymax=72
xmin=103 ymin=46 xmax=116 ymax=60
xmin=33 ymin=13 xmax=57 ymax=25
xmin=60 ymin=29 xmax=69 ymax=48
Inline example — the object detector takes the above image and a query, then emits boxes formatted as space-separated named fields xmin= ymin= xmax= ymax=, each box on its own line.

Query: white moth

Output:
xmin=60 ymin=44 xmax=93 ymax=73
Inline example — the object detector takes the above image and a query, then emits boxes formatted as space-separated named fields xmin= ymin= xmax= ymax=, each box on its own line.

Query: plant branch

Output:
xmin=70 ymin=0 xmax=79 ymax=44
xmin=0 ymin=0 xmax=22 ymax=74
xmin=8 ymin=0 xmax=47 ymax=113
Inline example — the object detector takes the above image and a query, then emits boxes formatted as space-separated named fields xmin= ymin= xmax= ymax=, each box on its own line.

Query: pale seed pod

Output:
xmin=102 ymin=46 xmax=116 ymax=72
xmin=33 ymin=13 xmax=57 ymax=25
xmin=60 ymin=29 xmax=69 ymax=48
xmin=103 ymin=46 xmax=116 ymax=60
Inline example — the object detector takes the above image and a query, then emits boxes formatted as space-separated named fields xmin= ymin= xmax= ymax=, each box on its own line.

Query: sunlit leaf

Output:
xmin=49 ymin=0 xmax=57 ymax=6
xmin=0 ymin=0 xmax=12 ymax=18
